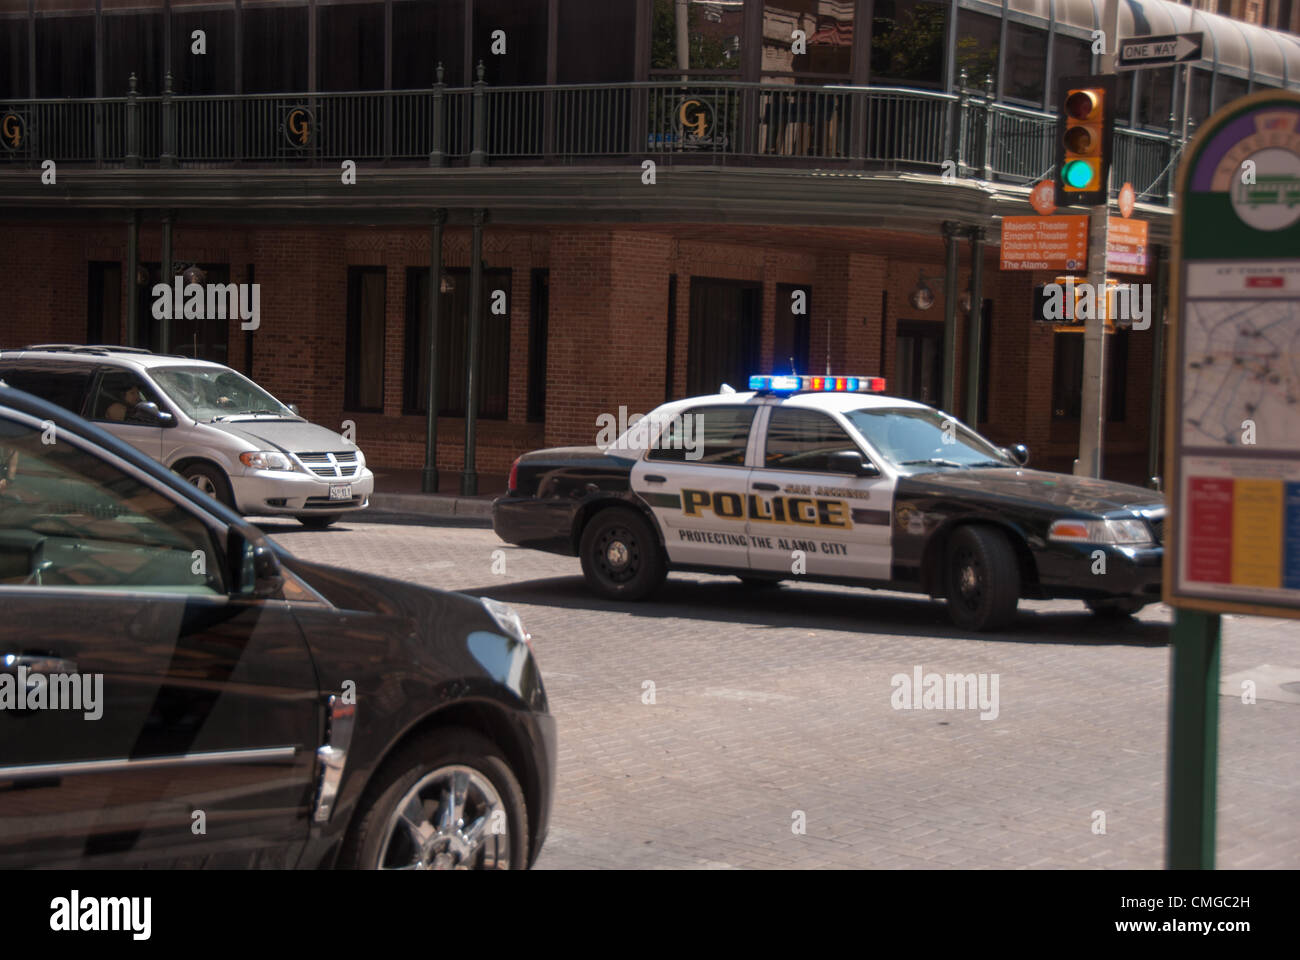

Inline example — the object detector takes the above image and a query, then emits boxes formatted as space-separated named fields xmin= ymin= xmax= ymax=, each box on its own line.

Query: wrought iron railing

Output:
xmin=0 ymin=70 xmax=1184 ymax=205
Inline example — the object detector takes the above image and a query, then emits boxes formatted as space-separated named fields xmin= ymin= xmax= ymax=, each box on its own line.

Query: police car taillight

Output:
xmin=508 ymin=456 xmax=520 ymax=493
xmin=748 ymin=374 xmax=886 ymax=394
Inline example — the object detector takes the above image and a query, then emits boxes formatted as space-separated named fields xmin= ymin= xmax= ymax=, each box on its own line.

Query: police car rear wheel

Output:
xmin=579 ymin=508 xmax=665 ymax=600
xmin=944 ymin=525 xmax=1019 ymax=631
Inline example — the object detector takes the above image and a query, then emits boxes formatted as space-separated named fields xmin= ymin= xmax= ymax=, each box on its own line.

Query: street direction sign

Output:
xmin=1117 ymin=33 xmax=1203 ymax=71
xmin=999 ymin=215 xmax=1088 ymax=271
xmin=1107 ymin=217 xmax=1148 ymax=275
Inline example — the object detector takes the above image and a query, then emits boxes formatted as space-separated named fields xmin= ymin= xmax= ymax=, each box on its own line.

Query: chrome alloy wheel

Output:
xmin=375 ymin=765 xmax=510 ymax=870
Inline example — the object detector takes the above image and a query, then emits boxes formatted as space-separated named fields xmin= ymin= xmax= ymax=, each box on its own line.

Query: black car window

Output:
xmin=764 ymin=407 xmax=864 ymax=473
xmin=90 ymin=369 xmax=163 ymax=423
xmin=646 ymin=405 xmax=755 ymax=465
xmin=0 ymin=414 xmax=224 ymax=594
xmin=0 ymin=365 xmax=93 ymax=416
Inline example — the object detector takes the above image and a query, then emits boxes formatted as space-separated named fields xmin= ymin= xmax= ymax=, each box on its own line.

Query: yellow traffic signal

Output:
xmin=1055 ymin=75 xmax=1116 ymax=206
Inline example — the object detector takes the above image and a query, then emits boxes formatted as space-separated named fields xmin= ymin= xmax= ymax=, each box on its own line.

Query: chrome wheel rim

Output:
xmin=188 ymin=473 xmax=218 ymax=498
xmin=953 ymin=548 xmax=983 ymax=609
xmin=376 ymin=765 xmax=510 ymax=870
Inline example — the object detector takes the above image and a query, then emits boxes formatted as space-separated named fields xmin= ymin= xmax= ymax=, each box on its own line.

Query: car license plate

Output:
xmin=328 ymin=484 xmax=352 ymax=501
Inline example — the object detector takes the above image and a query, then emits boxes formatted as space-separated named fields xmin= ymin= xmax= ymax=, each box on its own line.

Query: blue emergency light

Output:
xmin=748 ymin=374 xmax=886 ymax=394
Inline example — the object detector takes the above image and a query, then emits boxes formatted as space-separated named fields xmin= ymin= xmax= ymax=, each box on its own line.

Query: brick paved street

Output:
xmin=267 ymin=517 xmax=1300 ymax=870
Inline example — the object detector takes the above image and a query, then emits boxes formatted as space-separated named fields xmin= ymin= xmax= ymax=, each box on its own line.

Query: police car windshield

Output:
xmin=843 ymin=407 xmax=1013 ymax=469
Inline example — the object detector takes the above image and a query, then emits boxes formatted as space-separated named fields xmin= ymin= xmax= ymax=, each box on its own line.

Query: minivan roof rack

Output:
xmin=22 ymin=344 xmax=156 ymax=355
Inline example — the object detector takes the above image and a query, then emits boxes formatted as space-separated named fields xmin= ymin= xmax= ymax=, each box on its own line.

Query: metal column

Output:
xmin=963 ymin=227 xmax=985 ymax=425
xmin=422 ymin=209 xmax=447 ymax=494
xmin=940 ymin=221 xmax=962 ymax=414
xmin=461 ymin=209 xmax=486 ymax=496
xmin=125 ymin=212 xmax=140 ymax=347
xmin=160 ymin=211 xmax=173 ymax=355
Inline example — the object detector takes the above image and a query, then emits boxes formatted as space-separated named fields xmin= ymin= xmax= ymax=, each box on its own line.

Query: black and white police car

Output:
xmin=493 ymin=374 xmax=1165 ymax=631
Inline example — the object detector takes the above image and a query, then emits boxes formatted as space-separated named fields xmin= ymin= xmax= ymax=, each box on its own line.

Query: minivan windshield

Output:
xmin=150 ymin=365 xmax=297 ymax=422
xmin=843 ymin=406 xmax=1013 ymax=469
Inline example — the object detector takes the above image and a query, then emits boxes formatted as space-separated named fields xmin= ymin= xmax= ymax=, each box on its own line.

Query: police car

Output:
xmin=492 ymin=375 xmax=1165 ymax=631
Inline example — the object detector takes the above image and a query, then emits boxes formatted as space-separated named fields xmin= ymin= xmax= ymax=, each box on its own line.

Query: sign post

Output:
xmin=1165 ymin=90 xmax=1300 ymax=869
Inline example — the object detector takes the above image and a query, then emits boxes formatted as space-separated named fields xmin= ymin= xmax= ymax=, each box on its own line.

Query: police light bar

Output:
xmin=748 ymin=374 xmax=886 ymax=394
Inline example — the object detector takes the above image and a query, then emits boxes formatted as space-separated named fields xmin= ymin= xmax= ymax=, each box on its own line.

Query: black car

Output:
xmin=0 ymin=382 xmax=554 ymax=869
xmin=493 ymin=380 xmax=1165 ymax=631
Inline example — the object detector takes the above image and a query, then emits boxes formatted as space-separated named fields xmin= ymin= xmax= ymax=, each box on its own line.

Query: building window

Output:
xmin=651 ymin=0 xmax=745 ymax=75
xmin=346 ymin=267 xmax=387 ymax=413
xmin=393 ymin=0 xmax=466 ymax=88
xmin=773 ymin=283 xmax=811 ymax=375
xmin=87 ymin=262 xmax=122 ymax=347
xmin=1214 ymin=74 xmax=1249 ymax=113
xmin=0 ymin=17 xmax=30 ymax=99
xmin=559 ymin=0 xmax=637 ymax=83
xmin=1002 ymin=21 xmax=1047 ymax=105
xmin=35 ymin=15 xmax=95 ymax=98
xmin=172 ymin=8 xmax=236 ymax=95
xmin=687 ymin=278 xmax=760 ymax=397
xmin=243 ymin=4 xmax=309 ymax=94
xmin=1187 ymin=68 xmax=1212 ymax=127
xmin=870 ymin=0 xmax=948 ymax=89
xmin=474 ymin=0 xmax=548 ymax=85
xmin=103 ymin=12 xmax=164 ymax=96
xmin=527 ymin=269 xmax=548 ymax=422
xmin=1051 ymin=330 xmax=1128 ymax=422
xmin=319 ymin=2 xmax=385 ymax=92
xmin=954 ymin=9 xmax=999 ymax=91
xmin=403 ymin=267 xmax=511 ymax=420
xmin=1048 ymin=36 xmax=1092 ymax=107
xmin=760 ymin=1 xmax=854 ymax=81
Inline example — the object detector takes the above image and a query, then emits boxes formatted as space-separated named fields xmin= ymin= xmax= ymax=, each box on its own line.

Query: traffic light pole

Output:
xmin=1074 ymin=206 xmax=1109 ymax=478
xmin=1074 ymin=0 xmax=1121 ymax=479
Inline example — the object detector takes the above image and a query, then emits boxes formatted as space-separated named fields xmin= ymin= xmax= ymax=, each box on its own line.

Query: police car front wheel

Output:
xmin=579 ymin=508 xmax=666 ymax=601
xmin=943 ymin=525 xmax=1020 ymax=632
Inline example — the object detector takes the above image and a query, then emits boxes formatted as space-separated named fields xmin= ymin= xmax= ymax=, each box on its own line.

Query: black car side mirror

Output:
xmin=131 ymin=401 xmax=175 ymax=427
xmin=1007 ymin=444 xmax=1030 ymax=466
xmin=251 ymin=544 xmax=285 ymax=599
xmin=830 ymin=450 xmax=881 ymax=477
xmin=230 ymin=529 xmax=284 ymax=599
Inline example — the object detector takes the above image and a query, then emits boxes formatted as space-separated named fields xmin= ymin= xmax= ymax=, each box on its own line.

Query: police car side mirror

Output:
xmin=1007 ymin=444 xmax=1030 ymax=466
xmin=830 ymin=450 xmax=879 ymax=477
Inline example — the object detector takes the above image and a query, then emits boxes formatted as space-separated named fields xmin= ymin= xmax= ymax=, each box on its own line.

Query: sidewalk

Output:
xmin=364 ymin=468 xmax=506 ymax=523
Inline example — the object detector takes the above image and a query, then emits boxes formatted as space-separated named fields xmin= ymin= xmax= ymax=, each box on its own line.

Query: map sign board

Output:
xmin=999 ymin=215 xmax=1088 ymax=271
xmin=1107 ymin=217 xmax=1148 ymax=275
xmin=1166 ymin=91 xmax=1300 ymax=618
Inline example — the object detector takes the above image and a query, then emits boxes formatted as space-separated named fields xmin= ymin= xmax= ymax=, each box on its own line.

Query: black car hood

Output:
xmin=899 ymin=467 xmax=1164 ymax=516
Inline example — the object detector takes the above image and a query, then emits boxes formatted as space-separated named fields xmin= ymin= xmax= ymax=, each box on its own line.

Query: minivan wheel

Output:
xmin=297 ymin=514 xmax=340 ymax=529
xmin=179 ymin=463 xmax=234 ymax=509
xmin=944 ymin=525 xmax=1020 ymax=631
xmin=339 ymin=729 xmax=528 ymax=870
xmin=578 ymin=507 xmax=666 ymax=600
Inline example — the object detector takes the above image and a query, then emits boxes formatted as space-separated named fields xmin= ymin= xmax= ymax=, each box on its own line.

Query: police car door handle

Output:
xmin=752 ymin=482 xmax=780 ymax=491
xmin=645 ymin=475 xmax=667 ymax=484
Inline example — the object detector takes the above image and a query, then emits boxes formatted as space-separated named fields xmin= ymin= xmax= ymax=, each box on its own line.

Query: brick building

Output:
xmin=2 ymin=0 xmax=1297 ymax=490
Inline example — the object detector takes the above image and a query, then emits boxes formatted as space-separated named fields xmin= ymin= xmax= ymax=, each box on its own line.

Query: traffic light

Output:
xmin=1055 ymin=75 xmax=1117 ymax=206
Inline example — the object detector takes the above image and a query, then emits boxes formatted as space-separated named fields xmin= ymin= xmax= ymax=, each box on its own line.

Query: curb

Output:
xmin=367 ymin=491 xmax=496 ymax=521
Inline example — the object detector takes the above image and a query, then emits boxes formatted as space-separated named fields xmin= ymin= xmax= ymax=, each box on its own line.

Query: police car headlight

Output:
xmin=481 ymin=597 xmax=533 ymax=650
xmin=239 ymin=451 xmax=295 ymax=472
xmin=1048 ymin=518 xmax=1154 ymax=546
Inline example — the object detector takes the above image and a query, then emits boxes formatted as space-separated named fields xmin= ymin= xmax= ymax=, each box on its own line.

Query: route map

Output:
xmin=1181 ymin=298 xmax=1300 ymax=451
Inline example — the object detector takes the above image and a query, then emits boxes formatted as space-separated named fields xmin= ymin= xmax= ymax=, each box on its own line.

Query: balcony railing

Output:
xmin=0 ymin=71 xmax=1186 ymax=206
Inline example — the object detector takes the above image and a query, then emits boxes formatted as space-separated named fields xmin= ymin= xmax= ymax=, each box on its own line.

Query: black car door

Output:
xmin=0 ymin=407 xmax=321 ymax=868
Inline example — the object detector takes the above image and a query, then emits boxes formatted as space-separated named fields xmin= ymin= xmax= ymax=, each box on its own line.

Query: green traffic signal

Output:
xmin=1062 ymin=159 xmax=1095 ymax=189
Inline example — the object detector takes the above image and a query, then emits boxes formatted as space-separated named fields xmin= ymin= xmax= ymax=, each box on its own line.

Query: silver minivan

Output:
xmin=0 ymin=345 xmax=373 ymax=527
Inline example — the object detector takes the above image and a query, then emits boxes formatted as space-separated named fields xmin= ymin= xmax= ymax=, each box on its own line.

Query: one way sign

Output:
xmin=1116 ymin=33 xmax=1203 ymax=70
